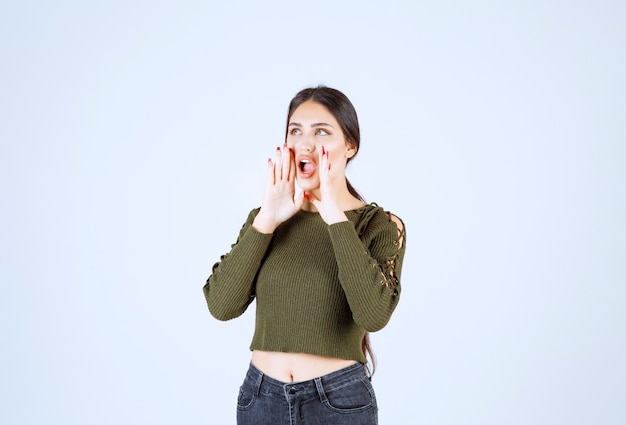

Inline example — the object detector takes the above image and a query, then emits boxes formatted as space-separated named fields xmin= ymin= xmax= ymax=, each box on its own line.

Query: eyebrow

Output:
xmin=288 ymin=122 xmax=335 ymax=128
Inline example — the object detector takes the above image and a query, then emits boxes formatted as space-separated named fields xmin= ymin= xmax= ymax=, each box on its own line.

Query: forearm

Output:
xmin=328 ymin=220 xmax=404 ymax=332
xmin=204 ymin=215 xmax=273 ymax=320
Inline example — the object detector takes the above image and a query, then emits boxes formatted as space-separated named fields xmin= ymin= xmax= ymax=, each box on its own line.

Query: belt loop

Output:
xmin=254 ymin=366 xmax=264 ymax=398
xmin=314 ymin=377 xmax=327 ymax=404
xmin=364 ymin=363 xmax=373 ymax=381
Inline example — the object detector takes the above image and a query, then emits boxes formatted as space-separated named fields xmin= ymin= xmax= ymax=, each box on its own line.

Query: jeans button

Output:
xmin=288 ymin=387 xmax=296 ymax=394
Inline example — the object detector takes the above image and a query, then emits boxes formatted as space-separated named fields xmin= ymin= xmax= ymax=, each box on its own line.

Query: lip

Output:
xmin=296 ymin=155 xmax=317 ymax=179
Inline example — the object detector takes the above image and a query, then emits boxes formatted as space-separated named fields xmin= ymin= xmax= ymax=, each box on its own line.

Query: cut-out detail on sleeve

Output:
xmin=387 ymin=212 xmax=406 ymax=250
xmin=379 ymin=212 xmax=406 ymax=290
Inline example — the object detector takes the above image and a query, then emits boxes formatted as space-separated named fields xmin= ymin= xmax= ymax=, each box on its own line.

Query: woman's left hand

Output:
xmin=306 ymin=147 xmax=348 ymax=225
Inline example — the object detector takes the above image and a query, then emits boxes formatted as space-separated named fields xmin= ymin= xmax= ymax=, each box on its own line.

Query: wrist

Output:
xmin=325 ymin=211 xmax=348 ymax=225
xmin=252 ymin=213 xmax=277 ymax=234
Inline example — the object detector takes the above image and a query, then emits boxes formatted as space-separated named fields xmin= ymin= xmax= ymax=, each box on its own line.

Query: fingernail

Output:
xmin=322 ymin=146 xmax=325 ymax=155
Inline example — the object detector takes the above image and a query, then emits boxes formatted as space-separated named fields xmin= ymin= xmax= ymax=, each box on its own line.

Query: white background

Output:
xmin=1 ymin=1 xmax=624 ymax=424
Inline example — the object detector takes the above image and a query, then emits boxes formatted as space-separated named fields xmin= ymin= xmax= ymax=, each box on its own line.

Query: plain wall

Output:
xmin=1 ymin=1 xmax=624 ymax=424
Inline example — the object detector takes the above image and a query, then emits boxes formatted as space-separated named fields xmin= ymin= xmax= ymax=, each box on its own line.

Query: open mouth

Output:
xmin=299 ymin=159 xmax=315 ymax=173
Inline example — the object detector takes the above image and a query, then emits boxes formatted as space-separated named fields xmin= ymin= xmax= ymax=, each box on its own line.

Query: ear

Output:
xmin=344 ymin=141 xmax=357 ymax=159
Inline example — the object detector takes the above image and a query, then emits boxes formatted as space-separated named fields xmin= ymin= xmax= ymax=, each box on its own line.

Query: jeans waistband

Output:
xmin=243 ymin=361 xmax=368 ymax=402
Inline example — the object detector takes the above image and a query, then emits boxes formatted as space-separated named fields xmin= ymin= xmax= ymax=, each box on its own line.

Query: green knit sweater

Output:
xmin=203 ymin=203 xmax=406 ymax=363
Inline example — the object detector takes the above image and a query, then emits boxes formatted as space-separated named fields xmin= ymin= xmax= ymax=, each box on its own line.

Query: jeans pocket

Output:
xmin=236 ymin=385 xmax=257 ymax=410
xmin=323 ymin=377 xmax=376 ymax=414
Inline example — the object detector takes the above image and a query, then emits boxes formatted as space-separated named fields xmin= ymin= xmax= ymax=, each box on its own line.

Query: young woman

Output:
xmin=203 ymin=86 xmax=406 ymax=425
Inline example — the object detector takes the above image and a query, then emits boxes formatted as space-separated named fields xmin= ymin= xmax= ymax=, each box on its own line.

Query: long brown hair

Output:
xmin=286 ymin=86 xmax=377 ymax=374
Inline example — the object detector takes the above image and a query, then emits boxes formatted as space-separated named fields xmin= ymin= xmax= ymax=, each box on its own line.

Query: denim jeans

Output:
xmin=236 ymin=362 xmax=378 ymax=425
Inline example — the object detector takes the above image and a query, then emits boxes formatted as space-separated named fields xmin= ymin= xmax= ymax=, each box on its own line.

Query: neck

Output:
xmin=301 ymin=185 xmax=364 ymax=213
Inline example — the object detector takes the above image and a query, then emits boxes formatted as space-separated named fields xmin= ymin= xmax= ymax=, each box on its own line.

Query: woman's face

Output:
xmin=286 ymin=101 xmax=356 ymax=191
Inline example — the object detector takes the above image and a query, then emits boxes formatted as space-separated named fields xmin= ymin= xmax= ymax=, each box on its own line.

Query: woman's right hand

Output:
xmin=252 ymin=144 xmax=305 ymax=234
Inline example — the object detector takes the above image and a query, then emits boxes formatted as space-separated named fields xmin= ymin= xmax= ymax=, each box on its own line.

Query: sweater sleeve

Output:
xmin=328 ymin=211 xmax=406 ymax=332
xmin=203 ymin=208 xmax=273 ymax=321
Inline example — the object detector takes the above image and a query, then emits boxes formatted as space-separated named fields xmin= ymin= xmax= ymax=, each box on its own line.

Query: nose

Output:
xmin=288 ymin=132 xmax=315 ymax=153
xmin=298 ymin=139 xmax=314 ymax=153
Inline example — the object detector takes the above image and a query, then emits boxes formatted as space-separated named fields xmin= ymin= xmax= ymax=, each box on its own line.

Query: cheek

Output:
xmin=327 ymin=156 xmax=345 ymax=171
xmin=329 ymin=149 xmax=348 ymax=164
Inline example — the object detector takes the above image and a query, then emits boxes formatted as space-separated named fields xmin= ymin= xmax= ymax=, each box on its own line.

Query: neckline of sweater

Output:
xmin=296 ymin=202 xmax=377 ymax=217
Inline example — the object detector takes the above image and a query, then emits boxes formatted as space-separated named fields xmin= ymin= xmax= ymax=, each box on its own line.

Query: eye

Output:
xmin=315 ymin=128 xmax=330 ymax=136
xmin=290 ymin=128 xmax=302 ymax=135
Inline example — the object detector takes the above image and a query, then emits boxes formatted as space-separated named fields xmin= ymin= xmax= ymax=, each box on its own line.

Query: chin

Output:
xmin=296 ymin=179 xmax=319 ymax=192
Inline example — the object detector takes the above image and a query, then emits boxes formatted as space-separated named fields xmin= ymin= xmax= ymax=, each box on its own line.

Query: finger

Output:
xmin=319 ymin=146 xmax=330 ymax=183
xmin=274 ymin=146 xmax=283 ymax=181
xmin=281 ymin=143 xmax=291 ymax=181
xmin=287 ymin=147 xmax=296 ymax=182
xmin=307 ymin=190 xmax=321 ymax=210
xmin=266 ymin=157 xmax=276 ymax=186
xmin=293 ymin=189 xmax=306 ymax=210
xmin=305 ymin=189 xmax=319 ymax=203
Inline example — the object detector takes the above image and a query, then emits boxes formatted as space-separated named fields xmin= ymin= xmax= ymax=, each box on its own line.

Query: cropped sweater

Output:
xmin=203 ymin=203 xmax=406 ymax=363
